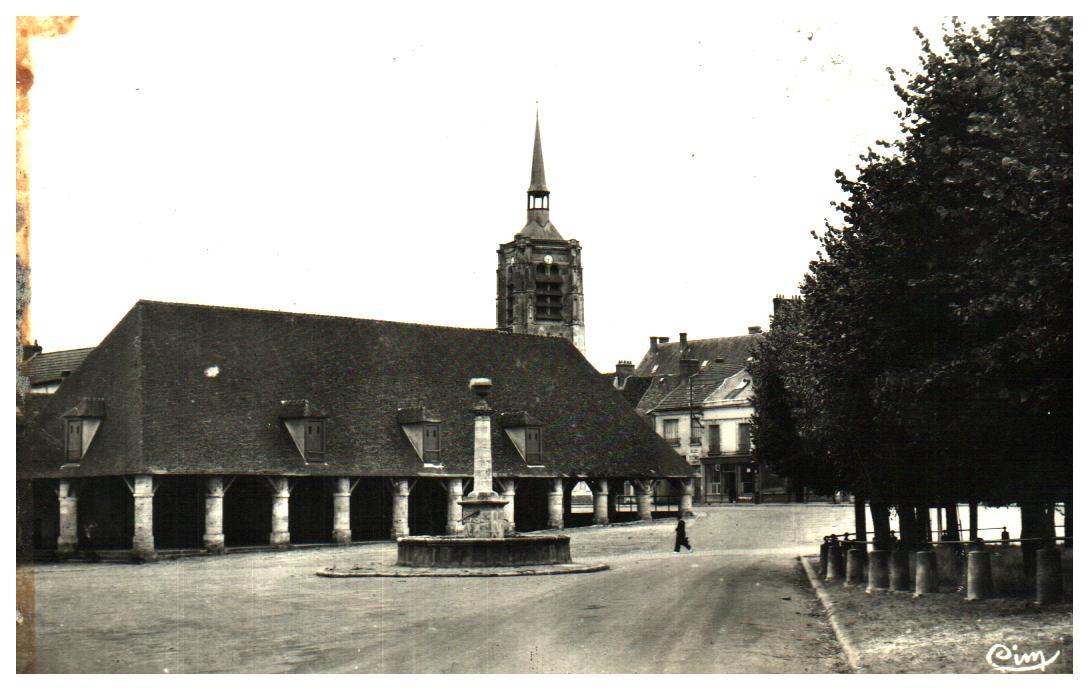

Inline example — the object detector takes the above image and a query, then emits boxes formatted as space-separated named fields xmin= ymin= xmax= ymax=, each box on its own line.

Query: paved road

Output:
xmin=21 ymin=506 xmax=850 ymax=673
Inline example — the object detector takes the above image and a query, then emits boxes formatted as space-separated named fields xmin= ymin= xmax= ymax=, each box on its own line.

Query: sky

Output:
xmin=23 ymin=5 xmax=995 ymax=372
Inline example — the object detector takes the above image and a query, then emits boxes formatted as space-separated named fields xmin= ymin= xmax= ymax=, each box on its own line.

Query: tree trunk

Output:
xmin=943 ymin=503 xmax=960 ymax=541
xmin=896 ymin=503 xmax=919 ymax=551
xmin=854 ymin=495 xmax=867 ymax=542
xmin=1063 ymin=497 xmax=1072 ymax=549
xmin=1019 ymin=501 xmax=1050 ymax=576
xmin=919 ymin=506 xmax=932 ymax=545
xmin=870 ymin=501 xmax=891 ymax=551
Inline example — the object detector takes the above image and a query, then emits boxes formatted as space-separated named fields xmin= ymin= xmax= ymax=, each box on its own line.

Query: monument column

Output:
xmin=547 ymin=478 xmax=564 ymax=529
xmin=592 ymin=479 xmax=610 ymax=525
xmin=57 ymin=479 xmax=78 ymax=555
xmin=204 ymin=476 xmax=227 ymax=553
xmin=332 ymin=477 xmax=353 ymax=545
xmin=268 ymin=477 xmax=292 ymax=547
xmin=445 ymin=478 xmax=464 ymax=535
xmin=391 ymin=479 xmax=412 ymax=539
xmin=458 ymin=378 xmax=512 ymax=537
xmin=131 ymin=475 xmax=156 ymax=561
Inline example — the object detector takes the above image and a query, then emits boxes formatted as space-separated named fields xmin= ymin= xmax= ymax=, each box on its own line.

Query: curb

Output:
xmin=316 ymin=562 xmax=609 ymax=578
xmin=798 ymin=554 xmax=864 ymax=673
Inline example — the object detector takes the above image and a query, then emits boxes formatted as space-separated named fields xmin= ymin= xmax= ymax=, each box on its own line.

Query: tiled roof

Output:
xmin=614 ymin=375 xmax=653 ymax=408
xmin=517 ymin=218 xmax=564 ymax=241
xmin=633 ymin=335 xmax=761 ymax=377
xmin=649 ymin=361 xmax=748 ymax=412
xmin=20 ymin=347 xmax=94 ymax=385
xmin=20 ymin=301 xmax=696 ymax=481
xmin=704 ymin=368 xmax=754 ymax=404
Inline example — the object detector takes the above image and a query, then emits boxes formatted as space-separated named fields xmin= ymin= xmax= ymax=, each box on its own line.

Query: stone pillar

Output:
xmin=889 ymin=549 xmax=911 ymax=591
xmin=636 ymin=481 xmax=654 ymax=521
xmin=132 ymin=475 xmax=156 ymax=561
xmin=204 ymin=476 xmax=226 ymax=553
xmin=497 ymin=479 xmax=516 ymax=530
xmin=547 ymin=478 xmax=564 ymax=530
xmin=268 ymin=477 xmax=292 ymax=547
xmin=592 ymin=479 xmax=609 ymax=526
xmin=332 ymin=477 xmax=352 ymax=545
xmin=866 ymin=550 xmax=890 ymax=592
xmin=445 ymin=478 xmax=464 ymax=535
xmin=845 ymin=546 xmax=867 ymax=587
xmin=915 ymin=550 xmax=938 ymax=595
xmin=1035 ymin=547 xmax=1063 ymax=605
xmin=965 ymin=549 xmax=994 ymax=601
xmin=57 ymin=479 xmax=78 ymax=555
xmin=391 ymin=478 xmax=411 ymax=539
xmin=679 ymin=478 xmax=695 ymax=517
xmin=825 ymin=541 xmax=845 ymax=581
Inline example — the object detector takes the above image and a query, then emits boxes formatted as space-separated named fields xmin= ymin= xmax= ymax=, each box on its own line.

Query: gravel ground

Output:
xmin=804 ymin=556 xmax=1073 ymax=674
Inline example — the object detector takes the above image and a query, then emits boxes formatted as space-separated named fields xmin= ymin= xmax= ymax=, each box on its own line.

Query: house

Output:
xmin=18 ymin=343 xmax=94 ymax=395
xmin=615 ymin=328 xmax=800 ymax=503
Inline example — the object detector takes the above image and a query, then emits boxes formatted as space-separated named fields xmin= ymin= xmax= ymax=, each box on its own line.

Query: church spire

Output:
xmin=528 ymin=112 xmax=548 ymax=193
xmin=520 ymin=113 xmax=562 ymax=240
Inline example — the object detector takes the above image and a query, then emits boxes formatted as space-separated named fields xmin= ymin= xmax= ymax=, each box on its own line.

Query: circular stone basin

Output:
xmin=397 ymin=534 xmax=571 ymax=568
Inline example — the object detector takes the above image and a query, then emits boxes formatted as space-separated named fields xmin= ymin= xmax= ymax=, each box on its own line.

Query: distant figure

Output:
xmin=674 ymin=518 xmax=692 ymax=553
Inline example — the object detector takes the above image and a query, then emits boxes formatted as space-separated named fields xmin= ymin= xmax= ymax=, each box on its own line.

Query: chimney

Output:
xmin=679 ymin=332 xmax=688 ymax=353
xmin=650 ymin=336 xmax=659 ymax=353
xmin=615 ymin=360 xmax=635 ymax=386
xmin=748 ymin=326 xmax=762 ymax=334
xmin=21 ymin=340 xmax=42 ymax=361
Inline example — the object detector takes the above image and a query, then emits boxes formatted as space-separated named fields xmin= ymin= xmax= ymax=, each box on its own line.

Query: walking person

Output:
xmin=674 ymin=517 xmax=693 ymax=553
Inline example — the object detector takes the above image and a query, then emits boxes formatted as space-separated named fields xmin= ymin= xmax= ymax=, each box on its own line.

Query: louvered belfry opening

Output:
xmin=534 ymin=263 xmax=563 ymax=321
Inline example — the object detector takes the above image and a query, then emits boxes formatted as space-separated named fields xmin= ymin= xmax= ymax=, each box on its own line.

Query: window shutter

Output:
xmin=423 ymin=424 xmax=441 ymax=463
xmin=526 ymin=427 xmax=542 ymax=464
xmin=738 ymin=423 xmax=751 ymax=454
xmin=305 ymin=420 xmax=325 ymax=460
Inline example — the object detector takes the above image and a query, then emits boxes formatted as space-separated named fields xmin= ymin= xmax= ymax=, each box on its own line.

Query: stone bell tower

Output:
xmin=496 ymin=114 xmax=586 ymax=355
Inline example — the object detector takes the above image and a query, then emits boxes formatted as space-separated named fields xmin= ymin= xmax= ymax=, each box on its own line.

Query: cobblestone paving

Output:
xmin=20 ymin=505 xmax=855 ymax=673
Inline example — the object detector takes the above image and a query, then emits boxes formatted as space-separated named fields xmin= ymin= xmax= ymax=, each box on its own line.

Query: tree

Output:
xmin=750 ymin=17 xmax=1072 ymax=548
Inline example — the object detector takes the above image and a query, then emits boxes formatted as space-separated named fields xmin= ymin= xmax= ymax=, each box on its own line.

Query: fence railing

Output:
xmin=614 ymin=495 xmax=682 ymax=512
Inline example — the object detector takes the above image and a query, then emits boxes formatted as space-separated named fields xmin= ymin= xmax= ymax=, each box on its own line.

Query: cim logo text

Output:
xmin=986 ymin=643 xmax=1061 ymax=672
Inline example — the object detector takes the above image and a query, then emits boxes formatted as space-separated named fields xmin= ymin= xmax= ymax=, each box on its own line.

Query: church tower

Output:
xmin=496 ymin=115 xmax=586 ymax=355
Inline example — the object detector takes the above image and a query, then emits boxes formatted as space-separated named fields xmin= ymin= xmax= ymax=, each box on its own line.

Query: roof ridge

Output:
xmin=133 ymin=300 xmax=568 ymax=340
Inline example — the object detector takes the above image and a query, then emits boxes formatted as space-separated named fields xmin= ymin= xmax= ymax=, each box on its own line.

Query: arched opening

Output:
xmin=351 ymin=478 xmax=392 ymax=541
xmin=409 ymin=478 xmax=447 ymax=536
xmin=223 ymin=476 xmax=272 ymax=547
xmin=290 ymin=477 xmax=334 ymax=544
xmin=153 ymin=476 xmax=205 ymax=550
xmin=32 ymin=479 xmax=59 ymax=550
xmin=79 ymin=476 xmax=134 ymax=550
xmin=566 ymin=480 xmax=595 ymax=527
xmin=513 ymin=479 xmax=551 ymax=532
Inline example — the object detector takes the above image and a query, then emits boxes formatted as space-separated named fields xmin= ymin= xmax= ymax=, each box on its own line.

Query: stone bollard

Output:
xmin=867 ymin=550 xmax=890 ymax=592
xmin=845 ymin=546 xmax=867 ymax=587
xmin=965 ymin=549 xmax=994 ymax=601
xmin=819 ymin=540 xmax=830 ymax=579
xmin=889 ymin=549 xmax=911 ymax=591
xmin=915 ymin=550 xmax=938 ymax=596
xmin=1035 ymin=547 xmax=1063 ymax=605
xmin=825 ymin=542 xmax=845 ymax=581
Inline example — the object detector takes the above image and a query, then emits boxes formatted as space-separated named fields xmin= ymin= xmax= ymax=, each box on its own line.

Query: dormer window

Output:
xmin=525 ymin=427 xmax=542 ymax=465
xmin=423 ymin=423 xmax=441 ymax=463
xmin=397 ymin=407 xmax=443 ymax=467
xmin=61 ymin=398 xmax=105 ymax=465
xmin=500 ymin=411 xmax=545 ymax=467
xmin=65 ymin=419 xmax=83 ymax=462
xmin=304 ymin=419 xmax=325 ymax=461
xmin=279 ymin=399 xmax=327 ymax=464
